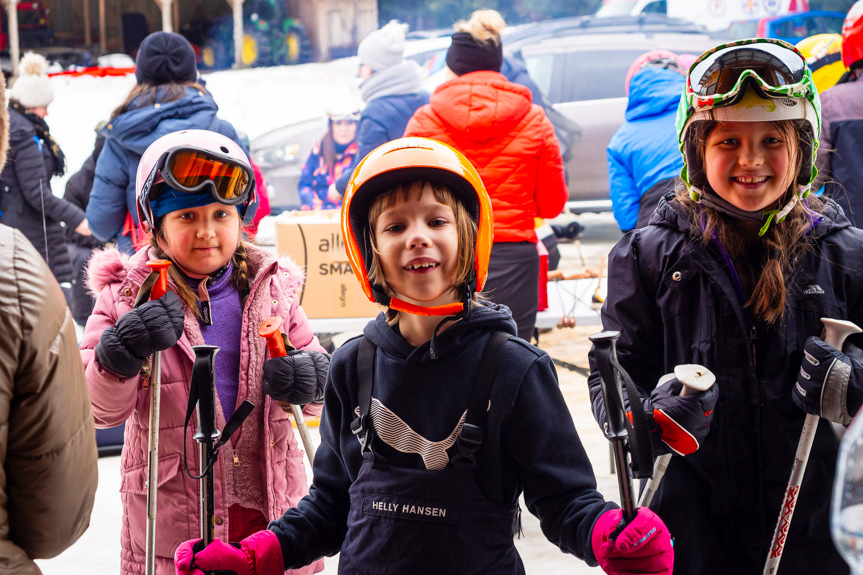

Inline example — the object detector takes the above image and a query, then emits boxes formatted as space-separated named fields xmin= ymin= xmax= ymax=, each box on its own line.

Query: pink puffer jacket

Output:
xmin=81 ymin=244 xmax=325 ymax=575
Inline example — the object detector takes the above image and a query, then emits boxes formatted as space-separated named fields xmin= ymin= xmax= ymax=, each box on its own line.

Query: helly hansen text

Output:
xmin=371 ymin=500 xmax=447 ymax=517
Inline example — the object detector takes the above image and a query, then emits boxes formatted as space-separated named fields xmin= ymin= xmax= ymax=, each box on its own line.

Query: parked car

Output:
xmin=252 ymin=15 xmax=722 ymax=213
xmin=726 ymin=11 xmax=845 ymax=44
xmin=512 ymin=20 xmax=720 ymax=211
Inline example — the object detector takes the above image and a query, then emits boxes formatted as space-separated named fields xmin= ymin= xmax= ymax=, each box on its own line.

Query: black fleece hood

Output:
xmin=361 ymin=301 xmax=518 ymax=363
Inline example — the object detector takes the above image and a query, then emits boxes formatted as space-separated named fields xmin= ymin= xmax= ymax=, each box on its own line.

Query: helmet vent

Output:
xmin=220 ymin=146 xmax=229 ymax=153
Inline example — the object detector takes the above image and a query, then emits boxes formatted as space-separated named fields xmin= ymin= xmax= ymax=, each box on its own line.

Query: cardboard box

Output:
xmin=275 ymin=210 xmax=383 ymax=319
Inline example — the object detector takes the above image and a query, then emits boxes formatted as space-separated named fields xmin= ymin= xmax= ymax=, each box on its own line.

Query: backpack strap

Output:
xmin=350 ymin=336 xmax=377 ymax=454
xmin=452 ymin=331 xmax=511 ymax=467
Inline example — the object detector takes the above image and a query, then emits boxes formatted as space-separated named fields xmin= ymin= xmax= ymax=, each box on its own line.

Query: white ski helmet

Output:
xmin=135 ymin=129 xmax=256 ymax=230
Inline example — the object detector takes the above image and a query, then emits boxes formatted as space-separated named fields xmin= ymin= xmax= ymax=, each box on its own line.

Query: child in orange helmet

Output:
xmin=175 ymin=137 xmax=673 ymax=575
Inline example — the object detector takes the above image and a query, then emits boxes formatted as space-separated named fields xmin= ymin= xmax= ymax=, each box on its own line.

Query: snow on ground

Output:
xmin=45 ymin=56 xmax=363 ymax=198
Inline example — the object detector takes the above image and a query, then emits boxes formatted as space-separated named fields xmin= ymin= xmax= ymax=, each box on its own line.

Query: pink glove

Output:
xmin=592 ymin=508 xmax=673 ymax=575
xmin=174 ymin=530 xmax=284 ymax=575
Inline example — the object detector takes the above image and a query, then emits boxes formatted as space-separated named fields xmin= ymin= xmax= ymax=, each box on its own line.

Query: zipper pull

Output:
xmin=750 ymin=324 xmax=758 ymax=367
xmin=232 ymin=449 xmax=240 ymax=467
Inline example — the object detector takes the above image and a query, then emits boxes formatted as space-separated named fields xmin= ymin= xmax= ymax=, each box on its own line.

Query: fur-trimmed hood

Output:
xmin=86 ymin=243 xmax=305 ymax=298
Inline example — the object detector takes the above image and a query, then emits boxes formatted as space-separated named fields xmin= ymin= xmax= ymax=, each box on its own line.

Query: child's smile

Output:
xmin=373 ymin=188 xmax=459 ymax=307
xmin=704 ymin=120 xmax=796 ymax=212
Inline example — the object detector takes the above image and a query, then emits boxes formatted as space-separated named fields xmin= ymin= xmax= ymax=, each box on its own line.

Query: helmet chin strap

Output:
xmin=690 ymin=185 xmax=807 ymax=236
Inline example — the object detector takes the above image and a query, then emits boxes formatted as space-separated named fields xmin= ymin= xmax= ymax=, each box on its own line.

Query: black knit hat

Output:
xmin=135 ymin=32 xmax=198 ymax=85
xmin=445 ymin=31 xmax=503 ymax=76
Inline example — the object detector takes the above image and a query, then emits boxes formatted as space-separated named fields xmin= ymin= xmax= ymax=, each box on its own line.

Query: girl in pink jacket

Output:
xmin=80 ymin=129 xmax=327 ymax=575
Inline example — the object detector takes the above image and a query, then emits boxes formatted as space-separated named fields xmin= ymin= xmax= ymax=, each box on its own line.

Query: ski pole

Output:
xmin=143 ymin=259 xmax=171 ymax=575
xmin=590 ymin=330 xmax=637 ymax=525
xmin=638 ymin=364 xmax=715 ymax=509
xmin=259 ymin=316 xmax=317 ymax=465
xmin=764 ymin=317 xmax=862 ymax=575
xmin=190 ymin=345 xmax=220 ymax=549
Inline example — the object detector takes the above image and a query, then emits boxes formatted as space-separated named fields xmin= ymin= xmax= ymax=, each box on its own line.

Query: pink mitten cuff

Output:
xmin=173 ymin=530 xmax=284 ymax=575
xmin=591 ymin=508 xmax=674 ymax=575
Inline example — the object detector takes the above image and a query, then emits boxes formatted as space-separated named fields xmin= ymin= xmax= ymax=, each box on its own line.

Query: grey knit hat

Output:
xmin=358 ymin=21 xmax=408 ymax=72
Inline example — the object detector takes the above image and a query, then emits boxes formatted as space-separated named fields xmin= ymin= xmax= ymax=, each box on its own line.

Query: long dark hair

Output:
xmin=111 ymin=81 xmax=208 ymax=119
xmin=676 ymin=119 xmax=824 ymax=324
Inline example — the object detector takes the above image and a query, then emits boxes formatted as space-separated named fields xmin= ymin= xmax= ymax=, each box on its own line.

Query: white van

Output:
xmin=596 ymin=0 xmax=812 ymax=31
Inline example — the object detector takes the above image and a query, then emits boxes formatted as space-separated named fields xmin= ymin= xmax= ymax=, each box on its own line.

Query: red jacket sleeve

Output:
xmin=533 ymin=114 xmax=568 ymax=220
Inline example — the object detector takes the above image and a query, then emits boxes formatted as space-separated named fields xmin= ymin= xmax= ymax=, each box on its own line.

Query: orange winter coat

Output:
xmin=405 ymin=70 xmax=567 ymax=243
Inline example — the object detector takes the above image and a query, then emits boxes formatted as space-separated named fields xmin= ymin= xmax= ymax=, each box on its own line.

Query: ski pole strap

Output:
xmin=452 ymin=331 xmax=510 ymax=466
xmin=182 ymin=349 xmax=255 ymax=480
xmin=610 ymin=357 xmax=654 ymax=479
xmin=215 ymin=401 xmax=255 ymax=451
xmin=133 ymin=271 xmax=160 ymax=308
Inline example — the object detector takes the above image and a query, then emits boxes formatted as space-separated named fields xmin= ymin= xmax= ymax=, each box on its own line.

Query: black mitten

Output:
xmin=262 ymin=350 xmax=330 ymax=405
xmin=95 ymin=291 xmax=185 ymax=378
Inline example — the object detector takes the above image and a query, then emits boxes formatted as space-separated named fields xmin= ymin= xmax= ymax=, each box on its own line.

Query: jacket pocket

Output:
xmin=120 ymin=453 xmax=190 ymax=558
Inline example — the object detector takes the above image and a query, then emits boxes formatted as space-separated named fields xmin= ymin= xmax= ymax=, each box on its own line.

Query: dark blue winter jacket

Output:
xmin=87 ymin=87 xmax=243 ymax=252
xmin=270 ymin=302 xmax=614 ymax=569
xmin=334 ymin=91 xmax=429 ymax=194
xmin=606 ymin=68 xmax=684 ymax=232
xmin=588 ymin=196 xmax=863 ymax=574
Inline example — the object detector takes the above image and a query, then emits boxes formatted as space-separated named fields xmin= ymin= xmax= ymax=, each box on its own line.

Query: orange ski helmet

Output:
xmin=341 ymin=137 xmax=493 ymax=316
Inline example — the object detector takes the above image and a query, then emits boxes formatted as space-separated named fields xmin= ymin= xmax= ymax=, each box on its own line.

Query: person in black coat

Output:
xmin=0 ymin=52 xmax=91 ymax=285
xmin=64 ymin=129 xmax=106 ymax=325
xmin=589 ymin=42 xmax=863 ymax=574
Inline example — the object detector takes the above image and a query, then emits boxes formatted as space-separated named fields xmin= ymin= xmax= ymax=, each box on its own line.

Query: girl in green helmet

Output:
xmin=588 ymin=38 xmax=863 ymax=574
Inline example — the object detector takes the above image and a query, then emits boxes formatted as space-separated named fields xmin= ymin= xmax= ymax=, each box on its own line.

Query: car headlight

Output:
xmin=256 ymin=143 xmax=302 ymax=168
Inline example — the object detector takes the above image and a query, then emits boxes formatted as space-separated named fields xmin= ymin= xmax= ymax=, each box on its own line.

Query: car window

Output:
xmin=773 ymin=16 xmax=810 ymax=40
xmin=727 ymin=21 xmax=758 ymax=39
xmin=559 ymin=50 xmax=645 ymax=103
xmin=813 ymin=16 xmax=844 ymax=35
xmin=523 ymin=53 xmax=556 ymax=101
xmin=643 ymin=0 xmax=667 ymax=14
xmin=596 ymin=1 xmax=639 ymax=17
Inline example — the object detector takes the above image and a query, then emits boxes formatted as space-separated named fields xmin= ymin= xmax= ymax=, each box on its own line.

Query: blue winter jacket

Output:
xmin=334 ymin=91 xmax=429 ymax=194
xmin=589 ymin=196 xmax=863 ymax=574
xmin=606 ymin=68 xmax=684 ymax=232
xmin=87 ymin=87 xmax=243 ymax=252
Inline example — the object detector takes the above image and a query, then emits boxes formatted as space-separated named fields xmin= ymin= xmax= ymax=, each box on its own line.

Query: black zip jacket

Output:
xmin=0 ymin=108 xmax=84 ymax=283
xmin=271 ymin=302 xmax=614 ymax=569
xmin=588 ymin=196 xmax=863 ymax=574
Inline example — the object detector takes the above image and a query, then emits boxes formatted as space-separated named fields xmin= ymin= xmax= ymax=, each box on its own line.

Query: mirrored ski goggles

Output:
xmin=687 ymin=39 xmax=811 ymax=111
xmin=155 ymin=147 xmax=254 ymax=204
xmin=329 ymin=111 xmax=360 ymax=122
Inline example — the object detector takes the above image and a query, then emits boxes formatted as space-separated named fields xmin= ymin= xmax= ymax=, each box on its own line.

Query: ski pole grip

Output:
xmin=674 ymin=364 xmax=716 ymax=398
xmin=821 ymin=318 xmax=862 ymax=351
xmin=259 ymin=316 xmax=288 ymax=358
xmin=147 ymin=259 xmax=172 ymax=300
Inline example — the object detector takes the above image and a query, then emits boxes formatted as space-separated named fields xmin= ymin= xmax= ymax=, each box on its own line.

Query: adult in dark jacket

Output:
xmin=87 ymin=31 xmax=245 ymax=253
xmin=816 ymin=2 xmax=863 ymax=227
xmin=607 ymin=54 xmax=687 ymax=232
xmin=0 ymin=72 xmax=98 ymax=575
xmin=333 ymin=21 xmax=429 ymax=197
xmin=589 ymin=40 xmax=862 ymax=574
xmin=0 ymin=52 xmax=90 ymax=285
xmin=64 ymin=130 xmax=106 ymax=325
